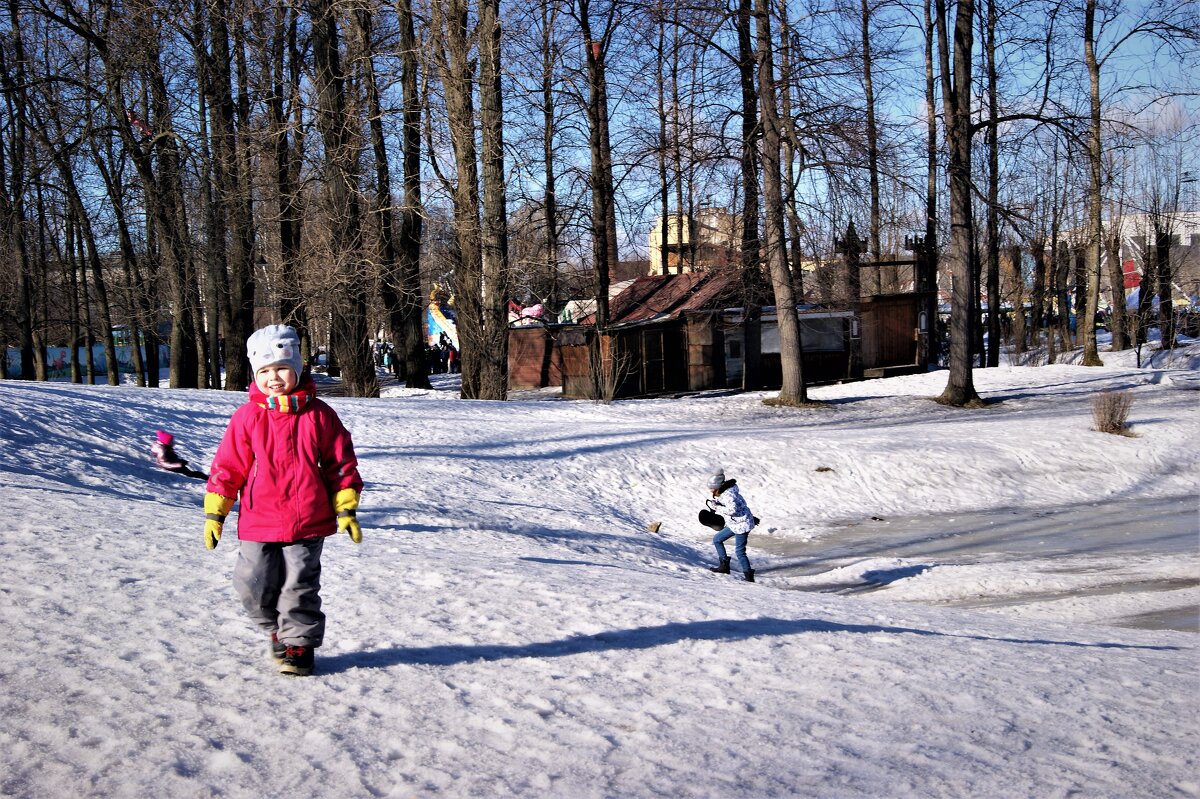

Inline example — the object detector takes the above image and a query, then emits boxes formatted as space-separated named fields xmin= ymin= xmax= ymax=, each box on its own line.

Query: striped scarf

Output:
xmin=260 ymin=389 xmax=313 ymax=414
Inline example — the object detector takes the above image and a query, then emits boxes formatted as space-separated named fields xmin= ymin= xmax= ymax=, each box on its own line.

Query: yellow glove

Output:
xmin=334 ymin=488 xmax=362 ymax=544
xmin=204 ymin=493 xmax=235 ymax=550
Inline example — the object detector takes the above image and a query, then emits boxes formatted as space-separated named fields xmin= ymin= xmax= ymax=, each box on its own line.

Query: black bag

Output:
xmin=698 ymin=509 xmax=726 ymax=531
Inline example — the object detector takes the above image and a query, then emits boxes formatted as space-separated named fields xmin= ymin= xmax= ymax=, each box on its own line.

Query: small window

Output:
xmin=728 ymin=340 xmax=742 ymax=358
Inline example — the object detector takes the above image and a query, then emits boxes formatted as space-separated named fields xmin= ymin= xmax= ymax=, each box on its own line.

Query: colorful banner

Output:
xmin=4 ymin=344 xmax=170 ymax=380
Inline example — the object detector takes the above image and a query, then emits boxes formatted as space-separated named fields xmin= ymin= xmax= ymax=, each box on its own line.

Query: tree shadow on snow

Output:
xmin=317 ymin=616 xmax=1180 ymax=674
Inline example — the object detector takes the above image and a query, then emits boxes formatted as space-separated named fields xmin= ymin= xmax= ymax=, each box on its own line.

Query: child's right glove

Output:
xmin=334 ymin=488 xmax=362 ymax=544
xmin=204 ymin=493 xmax=235 ymax=549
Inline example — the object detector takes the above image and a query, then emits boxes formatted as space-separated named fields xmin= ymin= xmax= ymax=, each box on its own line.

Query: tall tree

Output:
xmin=396 ymin=0 xmax=429 ymax=387
xmin=477 ymin=0 xmax=510 ymax=399
xmin=860 ymin=0 xmax=880 ymax=292
xmin=756 ymin=0 xmax=806 ymax=404
xmin=934 ymin=0 xmax=980 ymax=406
xmin=263 ymin=0 xmax=308 ymax=351
xmin=431 ymin=0 xmax=484 ymax=397
xmin=1079 ymin=0 xmax=1105 ymax=366
xmin=353 ymin=4 xmax=410 ymax=388
xmin=206 ymin=0 xmax=256 ymax=389
xmin=574 ymin=0 xmax=618 ymax=330
xmin=736 ymin=0 xmax=762 ymax=390
xmin=0 ymin=0 xmax=38 ymax=380
xmin=982 ymin=0 xmax=1000 ymax=367
xmin=920 ymin=0 xmax=940 ymax=367
xmin=309 ymin=0 xmax=378 ymax=397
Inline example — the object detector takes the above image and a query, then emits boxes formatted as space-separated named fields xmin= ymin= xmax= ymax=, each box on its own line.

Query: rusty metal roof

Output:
xmin=580 ymin=271 xmax=745 ymax=327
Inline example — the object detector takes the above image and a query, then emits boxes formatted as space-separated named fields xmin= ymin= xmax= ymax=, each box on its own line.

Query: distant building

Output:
xmin=648 ymin=207 xmax=741 ymax=276
xmin=1106 ymin=212 xmax=1200 ymax=307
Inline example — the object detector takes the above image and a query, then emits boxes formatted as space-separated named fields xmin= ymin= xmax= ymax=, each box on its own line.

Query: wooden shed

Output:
xmin=720 ymin=307 xmax=855 ymax=387
xmin=859 ymin=292 xmax=933 ymax=378
xmin=513 ymin=272 xmax=928 ymax=399
xmin=544 ymin=272 xmax=741 ymax=399
xmin=508 ymin=325 xmax=564 ymax=390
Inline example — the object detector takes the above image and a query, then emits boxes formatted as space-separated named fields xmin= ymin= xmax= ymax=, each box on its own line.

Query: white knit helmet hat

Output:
xmin=247 ymin=324 xmax=303 ymax=376
xmin=707 ymin=468 xmax=726 ymax=490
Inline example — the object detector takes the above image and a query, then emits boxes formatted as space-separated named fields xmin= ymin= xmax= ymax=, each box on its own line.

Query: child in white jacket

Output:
xmin=705 ymin=468 xmax=758 ymax=582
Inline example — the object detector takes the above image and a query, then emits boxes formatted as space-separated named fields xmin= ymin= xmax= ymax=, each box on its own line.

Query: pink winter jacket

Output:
xmin=206 ymin=374 xmax=363 ymax=543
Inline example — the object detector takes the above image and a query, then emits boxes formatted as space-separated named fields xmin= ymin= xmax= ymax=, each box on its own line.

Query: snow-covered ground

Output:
xmin=0 ymin=340 xmax=1197 ymax=798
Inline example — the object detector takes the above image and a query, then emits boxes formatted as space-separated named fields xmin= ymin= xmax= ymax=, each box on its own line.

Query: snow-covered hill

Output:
xmin=0 ymin=345 xmax=1196 ymax=798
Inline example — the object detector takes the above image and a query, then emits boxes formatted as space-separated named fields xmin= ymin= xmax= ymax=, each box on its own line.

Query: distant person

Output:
xmin=204 ymin=324 xmax=364 ymax=676
xmin=703 ymin=467 xmax=759 ymax=582
xmin=447 ymin=344 xmax=459 ymax=374
xmin=151 ymin=430 xmax=207 ymax=480
xmin=426 ymin=343 xmax=439 ymax=375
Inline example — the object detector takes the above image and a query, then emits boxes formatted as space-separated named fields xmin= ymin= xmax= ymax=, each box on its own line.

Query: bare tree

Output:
xmin=573 ymin=0 xmax=619 ymax=330
xmin=430 ymin=0 xmax=484 ymax=397
xmin=755 ymin=0 xmax=806 ymax=405
xmin=309 ymin=0 xmax=378 ymax=397
xmin=934 ymin=0 xmax=980 ymax=406
xmin=478 ymin=0 xmax=510 ymax=399
xmin=205 ymin=0 xmax=256 ymax=389
xmin=0 ymin=0 xmax=39 ymax=380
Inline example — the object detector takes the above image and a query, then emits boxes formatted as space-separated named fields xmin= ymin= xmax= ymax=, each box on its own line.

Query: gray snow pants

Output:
xmin=233 ymin=538 xmax=325 ymax=648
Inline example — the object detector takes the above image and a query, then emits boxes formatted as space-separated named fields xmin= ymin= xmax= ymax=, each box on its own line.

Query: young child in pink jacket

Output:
xmin=151 ymin=430 xmax=207 ymax=480
xmin=204 ymin=324 xmax=363 ymax=676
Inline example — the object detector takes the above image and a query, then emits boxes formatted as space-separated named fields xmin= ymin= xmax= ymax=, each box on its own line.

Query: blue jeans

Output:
xmin=713 ymin=528 xmax=751 ymax=572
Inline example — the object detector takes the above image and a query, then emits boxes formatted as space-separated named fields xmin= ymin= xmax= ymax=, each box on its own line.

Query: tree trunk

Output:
xmin=89 ymin=107 xmax=151 ymax=387
xmin=656 ymin=12 xmax=669 ymax=275
xmin=56 ymin=159 xmax=120 ymax=385
xmin=64 ymin=211 xmax=81 ymax=383
xmin=1054 ymin=243 xmax=1071 ymax=354
xmin=541 ymin=0 xmax=561 ymax=309
xmin=1105 ymin=221 xmax=1130 ymax=350
xmin=102 ymin=5 xmax=202 ymax=389
xmin=478 ymin=0 xmax=510 ymax=400
xmin=1080 ymin=0 xmax=1104 ymax=365
xmin=0 ymin=6 xmax=37 ymax=380
xmin=922 ymin=0 xmax=940 ymax=366
xmin=196 ymin=86 xmax=227 ymax=390
xmin=309 ymin=0 xmax=378 ymax=397
xmin=397 ymin=0 xmax=427 ymax=387
xmin=431 ymin=0 xmax=484 ymax=398
xmin=268 ymin=3 xmax=308 ymax=348
xmin=776 ymin=0 xmax=806 ymax=301
xmin=1030 ymin=236 xmax=1046 ymax=350
xmin=578 ymin=0 xmax=616 ymax=330
xmin=984 ymin=0 xmax=1000 ymax=367
xmin=78 ymin=228 xmax=96 ymax=384
xmin=934 ymin=0 xmax=980 ymax=405
xmin=1006 ymin=243 xmax=1026 ymax=353
xmin=756 ymin=0 xmax=806 ymax=404
xmin=737 ymin=0 xmax=762 ymax=390
xmin=861 ymin=0 xmax=881 ymax=293
xmin=1155 ymin=222 xmax=1175 ymax=347
xmin=208 ymin=0 xmax=256 ymax=390
xmin=355 ymin=6 xmax=404 ymax=384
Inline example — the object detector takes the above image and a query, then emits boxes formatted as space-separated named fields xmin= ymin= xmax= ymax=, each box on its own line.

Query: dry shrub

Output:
xmin=1092 ymin=390 xmax=1135 ymax=436
xmin=1015 ymin=347 xmax=1049 ymax=368
xmin=590 ymin=336 xmax=632 ymax=404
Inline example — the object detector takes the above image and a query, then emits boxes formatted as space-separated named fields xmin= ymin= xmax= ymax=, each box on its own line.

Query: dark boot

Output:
xmin=709 ymin=557 xmax=731 ymax=574
xmin=743 ymin=569 xmax=755 ymax=583
xmin=279 ymin=645 xmax=314 ymax=676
